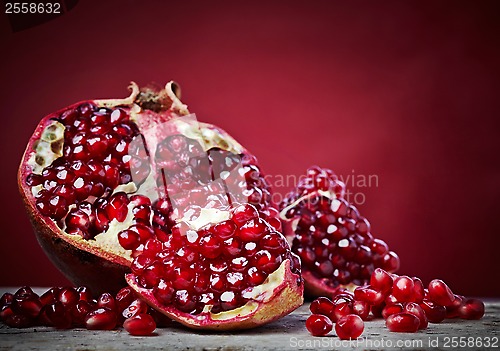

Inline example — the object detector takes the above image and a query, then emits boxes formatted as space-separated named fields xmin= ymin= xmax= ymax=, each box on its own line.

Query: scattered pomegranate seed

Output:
xmin=335 ymin=314 xmax=364 ymax=340
xmin=428 ymin=279 xmax=455 ymax=307
xmin=306 ymin=314 xmax=333 ymax=336
xmin=458 ymin=298 xmax=485 ymax=320
xmin=123 ymin=313 xmax=157 ymax=336
xmin=386 ymin=313 xmax=420 ymax=333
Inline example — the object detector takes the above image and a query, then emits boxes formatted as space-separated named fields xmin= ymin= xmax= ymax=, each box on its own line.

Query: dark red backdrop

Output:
xmin=1 ymin=1 xmax=499 ymax=296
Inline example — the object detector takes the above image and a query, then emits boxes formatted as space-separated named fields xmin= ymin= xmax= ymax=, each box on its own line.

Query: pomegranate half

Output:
xmin=18 ymin=81 xmax=303 ymax=329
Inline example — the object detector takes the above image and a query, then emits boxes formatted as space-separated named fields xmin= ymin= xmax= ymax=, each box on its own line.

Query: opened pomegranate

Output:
xmin=18 ymin=81 xmax=303 ymax=330
xmin=279 ymin=166 xmax=400 ymax=297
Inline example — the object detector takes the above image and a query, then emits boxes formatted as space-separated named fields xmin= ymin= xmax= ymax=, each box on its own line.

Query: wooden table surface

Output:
xmin=0 ymin=288 xmax=498 ymax=351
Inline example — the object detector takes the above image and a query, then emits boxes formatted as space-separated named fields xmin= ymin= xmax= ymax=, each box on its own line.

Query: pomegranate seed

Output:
xmin=118 ymin=229 xmax=141 ymax=250
xmin=97 ymin=293 xmax=117 ymax=312
xmin=386 ymin=313 xmax=420 ymax=333
xmin=382 ymin=303 xmax=404 ymax=319
xmin=122 ymin=299 xmax=149 ymax=319
xmin=352 ymin=300 xmax=370 ymax=320
xmin=370 ymin=268 xmax=393 ymax=293
xmin=46 ymin=302 xmax=72 ymax=329
xmin=445 ymin=294 xmax=464 ymax=318
xmin=58 ymin=287 xmax=79 ymax=308
xmin=332 ymin=301 xmax=353 ymax=322
xmin=153 ymin=280 xmax=174 ymax=305
xmin=381 ymin=251 xmax=400 ymax=272
xmin=428 ymin=279 xmax=455 ymax=307
xmin=404 ymin=302 xmax=428 ymax=329
xmin=11 ymin=296 xmax=42 ymax=318
xmin=354 ymin=286 xmax=385 ymax=305
xmin=306 ymin=314 xmax=333 ymax=336
xmin=392 ymin=276 xmax=415 ymax=303
xmin=85 ymin=308 xmax=117 ymax=330
xmin=335 ymin=314 xmax=364 ymax=340
xmin=40 ymin=288 xmax=59 ymax=306
xmin=124 ymin=313 xmax=156 ymax=336
xmin=1 ymin=293 xmax=14 ymax=307
xmin=458 ymin=298 xmax=485 ymax=320
xmin=199 ymin=234 xmax=222 ymax=259
xmin=71 ymin=300 xmax=92 ymax=326
xmin=419 ymin=300 xmax=446 ymax=323
xmin=106 ymin=192 xmax=129 ymax=222
xmin=412 ymin=277 xmax=425 ymax=303
xmin=76 ymin=286 xmax=93 ymax=302
xmin=310 ymin=297 xmax=335 ymax=318
xmin=4 ymin=314 xmax=33 ymax=328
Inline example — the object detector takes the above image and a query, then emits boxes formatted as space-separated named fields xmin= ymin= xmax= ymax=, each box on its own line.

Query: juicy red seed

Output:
xmin=46 ymin=302 xmax=72 ymax=329
xmin=392 ymin=276 xmax=415 ymax=303
xmin=412 ymin=277 xmax=425 ymax=303
xmin=352 ymin=300 xmax=370 ymax=320
xmin=71 ymin=300 xmax=92 ymax=326
xmin=458 ymin=299 xmax=485 ymax=320
xmin=124 ymin=313 xmax=156 ymax=336
xmin=58 ymin=288 xmax=79 ymax=307
xmin=253 ymin=250 xmax=282 ymax=273
xmin=130 ymin=194 xmax=151 ymax=207
xmin=85 ymin=308 xmax=117 ymax=330
xmin=428 ymin=279 xmax=455 ymax=307
xmin=65 ymin=209 xmax=90 ymax=230
xmin=115 ymin=287 xmax=135 ymax=312
xmin=232 ymin=204 xmax=259 ymax=225
xmin=382 ymin=303 xmax=404 ymax=319
xmin=122 ymin=299 xmax=149 ymax=319
xmin=306 ymin=314 xmax=333 ymax=336
xmin=386 ymin=313 xmax=420 ymax=333
xmin=370 ymin=268 xmax=393 ymax=293
xmin=419 ymin=300 xmax=446 ymax=323
xmin=76 ymin=286 xmax=93 ymax=302
xmin=239 ymin=218 xmax=268 ymax=241
xmin=404 ymin=302 xmax=428 ymax=329
xmin=11 ymin=297 xmax=42 ymax=318
xmin=332 ymin=302 xmax=353 ymax=322
xmin=40 ymin=288 xmax=59 ymax=306
xmin=213 ymin=220 xmax=236 ymax=239
xmin=118 ymin=229 xmax=141 ymax=250
xmin=247 ymin=267 xmax=266 ymax=286
xmin=310 ymin=297 xmax=335 ymax=318
xmin=4 ymin=314 xmax=33 ymax=328
xmin=1 ymin=293 xmax=14 ymax=307
xmin=153 ymin=280 xmax=174 ymax=305
xmin=220 ymin=291 xmax=240 ymax=311
xmin=335 ymin=314 xmax=364 ymax=340
xmin=26 ymin=173 xmax=43 ymax=186
xmin=381 ymin=251 xmax=400 ymax=272
xmin=97 ymin=293 xmax=117 ymax=312
xmin=131 ymin=255 xmax=154 ymax=274
xmin=14 ymin=287 xmax=35 ymax=300
xmin=199 ymin=234 xmax=222 ymax=259
xmin=353 ymin=286 xmax=385 ymax=305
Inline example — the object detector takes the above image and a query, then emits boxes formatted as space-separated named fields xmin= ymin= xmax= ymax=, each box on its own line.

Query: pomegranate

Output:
xmin=279 ymin=166 xmax=399 ymax=297
xmin=18 ymin=81 xmax=303 ymax=330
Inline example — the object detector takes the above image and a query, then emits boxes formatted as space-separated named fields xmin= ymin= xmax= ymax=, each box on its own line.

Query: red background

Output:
xmin=1 ymin=1 xmax=499 ymax=296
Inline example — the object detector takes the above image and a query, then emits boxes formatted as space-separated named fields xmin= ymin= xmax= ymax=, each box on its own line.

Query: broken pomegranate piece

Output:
xmin=18 ymin=81 xmax=303 ymax=329
xmin=279 ymin=166 xmax=400 ymax=297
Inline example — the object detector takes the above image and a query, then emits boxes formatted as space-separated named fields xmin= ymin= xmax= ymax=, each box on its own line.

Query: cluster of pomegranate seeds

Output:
xmin=280 ymin=166 xmax=400 ymax=288
xmin=130 ymin=203 xmax=300 ymax=314
xmin=306 ymin=268 xmax=485 ymax=338
xmin=0 ymin=286 xmax=172 ymax=335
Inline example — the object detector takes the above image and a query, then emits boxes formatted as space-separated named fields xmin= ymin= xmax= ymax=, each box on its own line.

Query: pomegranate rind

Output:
xmin=125 ymin=259 xmax=304 ymax=330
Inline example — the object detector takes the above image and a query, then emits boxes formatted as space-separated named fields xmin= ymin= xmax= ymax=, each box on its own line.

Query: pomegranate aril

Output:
xmin=46 ymin=301 xmax=72 ymax=329
xmin=428 ymin=279 xmax=455 ymax=307
xmin=404 ymin=302 xmax=428 ymax=329
xmin=420 ymin=300 xmax=446 ymax=323
xmin=115 ymin=287 xmax=135 ymax=312
xmin=153 ymin=281 xmax=174 ymax=305
xmin=106 ymin=192 xmax=129 ymax=222
xmin=386 ymin=313 xmax=420 ymax=333
xmin=445 ymin=294 xmax=464 ymax=318
xmin=71 ymin=300 xmax=92 ymax=326
xmin=392 ymin=276 xmax=415 ymax=303
xmin=354 ymin=286 xmax=385 ymax=306
xmin=458 ymin=298 xmax=485 ymax=320
xmin=97 ymin=292 xmax=117 ymax=312
xmin=412 ymin=277 xmax=425 ymax=303
xmin=11 ymin=297 xmax=42 ymax=318
xmin=122 ymin=299 xmax=149 ymax=319
xmin=124 ymin=313 xmax=156 ymax=336
xmin=118 ymin=229 xmax=141 ymax=250
xmin=85 ymin=307 xmax=117 ymax=330
xmin=335 ymin=314 xmax=364 ymax=340
xmin=4 ymin=314 xmax=33 ymax=328
xmin=40 ymin=288 xmax=60 ymax=306
xmin=1 ymin=293 xmax=14 ymax=307
xmin=332 ymin=301 xmax=353 ymax=322
xmin=306 ymin=314 xmax=333 ymax=336
xmin=370 ymin=268 xmax=393 ymax=293
xmin=309 ymin=297 xmax=335 ymax=318
xmin=352 ymin=300 xmax=370 ymax=320
xmin=382 ymin=303 xmax=404 ymax=319
xmin=58 ymin=287 xmax=79 ymax=308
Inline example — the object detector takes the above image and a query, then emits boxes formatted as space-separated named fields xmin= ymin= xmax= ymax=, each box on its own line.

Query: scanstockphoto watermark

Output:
xmin=289 ymin=336 xmax=423 ymax=349
xmin=266 ymin=170 xmax=380 ymax=206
